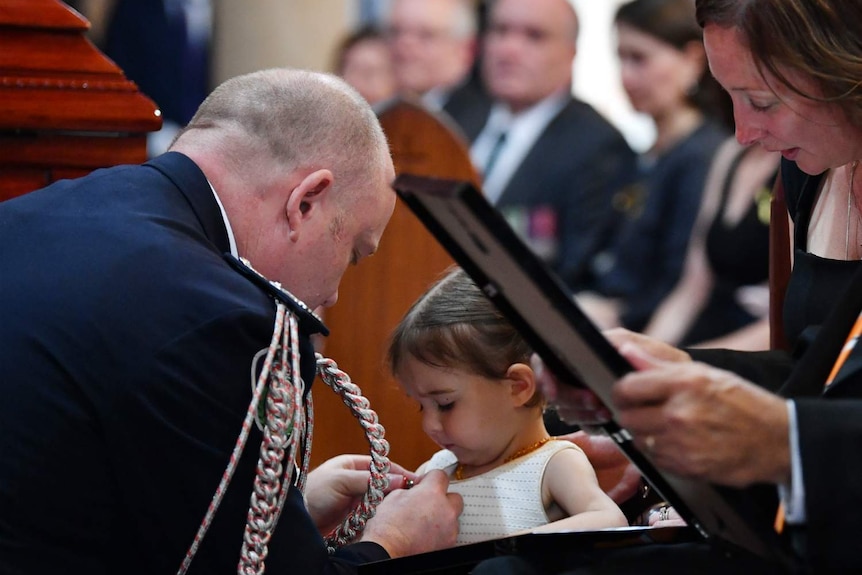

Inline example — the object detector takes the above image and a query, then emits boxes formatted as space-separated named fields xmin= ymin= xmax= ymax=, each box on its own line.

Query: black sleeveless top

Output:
xmin=681 ymin=146 xmax=773 ymax=345
xmin=706 ymin=147 xmax=773 ymax=286
xmin=781 ymin=159 xmax=862 ymax=354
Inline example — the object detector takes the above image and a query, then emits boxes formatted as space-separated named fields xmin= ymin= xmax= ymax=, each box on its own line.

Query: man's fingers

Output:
xmin=618 ymin=342 xmax=665 ymax=372
xmin=447 ymin=491 xmax=464 ymax=516
xmin=612 ymin=376 xmax=669 ymax=409
xmin=416 ymin=469 xmax=449 ymax=489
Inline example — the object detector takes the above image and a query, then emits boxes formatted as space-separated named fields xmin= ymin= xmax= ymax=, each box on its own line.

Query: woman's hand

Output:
xmin=532 ymin=355 xmax=612 ymax=425
xmin=647 ymin=504 xmax=687 ymax=528
xmin=603 ymin=328 xmax=692 ymax=364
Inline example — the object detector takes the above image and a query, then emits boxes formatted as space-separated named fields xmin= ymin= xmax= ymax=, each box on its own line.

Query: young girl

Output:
xmin=388 ymin=267 xmax=627 ymax=545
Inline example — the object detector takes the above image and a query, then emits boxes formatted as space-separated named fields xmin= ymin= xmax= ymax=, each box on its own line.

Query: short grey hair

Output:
xmin=174 ymin=68 xmax=390 ymax=188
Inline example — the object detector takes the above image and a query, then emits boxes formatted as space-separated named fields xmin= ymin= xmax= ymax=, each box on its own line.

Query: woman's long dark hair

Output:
xmin=617 ymin=0 xmax=733 ymax=130
xmin=696 ymin=0 xmax=862 ymax=126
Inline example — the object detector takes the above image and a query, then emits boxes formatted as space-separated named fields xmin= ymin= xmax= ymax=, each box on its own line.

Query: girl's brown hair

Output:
xmin=388 ymin=267 xmax=542 ymax=407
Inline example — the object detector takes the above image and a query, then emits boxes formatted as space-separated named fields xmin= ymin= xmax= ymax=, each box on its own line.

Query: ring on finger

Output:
xmin=659 ymin=506 xmax=670 ymax=521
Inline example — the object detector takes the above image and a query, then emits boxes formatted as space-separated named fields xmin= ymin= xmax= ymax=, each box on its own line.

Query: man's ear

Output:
xmin=506 ymin=363 xmax=536 ymax=407
xmin=285 ymin=168 xmax=334 ymax=241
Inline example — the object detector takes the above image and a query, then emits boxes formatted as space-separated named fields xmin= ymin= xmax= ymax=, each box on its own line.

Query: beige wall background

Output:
xmin=73 ymin=0 xmax=356 ymax=82
xmin=212 ymin=0 xmax=351 ymax=83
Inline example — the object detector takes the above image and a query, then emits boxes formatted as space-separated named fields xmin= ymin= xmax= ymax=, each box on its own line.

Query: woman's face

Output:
xmin=703 ymin=23 xmax=862 ymax=175
xmin=615 ymin=22 xmax=702 ymax=119
xmin=341 ymin=38 xmax=397 ymax=106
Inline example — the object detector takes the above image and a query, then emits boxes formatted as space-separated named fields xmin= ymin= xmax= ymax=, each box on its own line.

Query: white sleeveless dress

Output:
xmin=424 ymin=440 xmax=581 ymax=545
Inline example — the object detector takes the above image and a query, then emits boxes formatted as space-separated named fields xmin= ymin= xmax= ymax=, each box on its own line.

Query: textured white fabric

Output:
xmin=425 ymin=440 xmax=581 ymax=545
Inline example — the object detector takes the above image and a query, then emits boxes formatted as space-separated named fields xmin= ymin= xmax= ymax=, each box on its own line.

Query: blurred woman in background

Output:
xmin=576 ymin=0 xmax=729 ymax=334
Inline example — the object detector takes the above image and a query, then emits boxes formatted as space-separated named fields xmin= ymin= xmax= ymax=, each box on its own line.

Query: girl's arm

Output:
xmin=531 ymin=447 xmax=628 ymax=533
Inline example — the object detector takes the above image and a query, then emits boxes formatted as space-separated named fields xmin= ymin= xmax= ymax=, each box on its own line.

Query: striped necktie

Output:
xmin=483 ymin=130 xmax=508 ymax=177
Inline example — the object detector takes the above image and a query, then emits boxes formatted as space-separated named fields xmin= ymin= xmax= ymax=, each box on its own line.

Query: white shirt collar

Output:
xmin=471 ymin=89 xmax=569 ymax=204
xmin=421 ymin=86 xmax=450 ymax=112
xmin=208 ymin=181 xmax=238 ymax=257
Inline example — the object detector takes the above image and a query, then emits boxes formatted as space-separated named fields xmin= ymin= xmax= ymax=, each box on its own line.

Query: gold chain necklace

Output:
xmin=846 ymin=160 xmax=860 ymax=259
xmin=453 ymin=436 xmax=555 ymax=481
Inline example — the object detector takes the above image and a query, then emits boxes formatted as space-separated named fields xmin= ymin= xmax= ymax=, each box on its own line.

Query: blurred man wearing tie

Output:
xmin=471 ymin=0 xmax=637 ymax=289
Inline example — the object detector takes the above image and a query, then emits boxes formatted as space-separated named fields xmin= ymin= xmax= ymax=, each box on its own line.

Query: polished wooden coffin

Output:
xmin=0 ymin=0 xmax=161 ymax=201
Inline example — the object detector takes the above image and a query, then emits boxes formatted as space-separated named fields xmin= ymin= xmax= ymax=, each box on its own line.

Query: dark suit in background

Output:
xmin=442 ymin=75 xmax=494 ymax=144
xmin=590 ymin=121 xmax=728 ymax=331
xmin=104 ymin=0 xmax=210 ymax=125
xmin=488 ymin=97 xmax=638 ymax=290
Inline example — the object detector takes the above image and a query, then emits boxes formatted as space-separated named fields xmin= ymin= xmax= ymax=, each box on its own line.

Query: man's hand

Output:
xmin=360 ymin=469 xmax=463 ymax=557
xmin=304 ymin=454 xmax=418 ymax=535
xmin=604 ymin=328 xmax=692 ymax=364
xmin=613 ymin=341 xmax=791 ymax=487
xmin=533 ymin=329 xmax=691 ymax=427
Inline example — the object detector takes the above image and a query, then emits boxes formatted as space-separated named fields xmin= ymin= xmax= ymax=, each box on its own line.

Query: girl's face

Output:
xmin=615 ymin=22 xmax=702 ymax=119
xmin=703 ymin=23 xmax=862 ymax=175
xmin=396 ymin=356 xmax=523 ymax=468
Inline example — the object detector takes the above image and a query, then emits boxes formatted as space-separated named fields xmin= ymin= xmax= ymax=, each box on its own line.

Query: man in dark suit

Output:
xmin=471 ymin=0 xmax=637 ymax=289
xmin=384 ymin=0 xmax=493 ymax=142
xmin=0 ymin=68 xmax=461 ymax=574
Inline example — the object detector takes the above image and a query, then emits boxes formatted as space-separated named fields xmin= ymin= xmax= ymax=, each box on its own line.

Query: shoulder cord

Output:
xmin=177 ymin=301 xmax=390 ymax=575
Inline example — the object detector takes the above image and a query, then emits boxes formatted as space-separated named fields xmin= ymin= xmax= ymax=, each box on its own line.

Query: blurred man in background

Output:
xmin=385 ymin=0 xmax=491 ymax=141
xmin=471 ymin=0 xmax=637 ymax=290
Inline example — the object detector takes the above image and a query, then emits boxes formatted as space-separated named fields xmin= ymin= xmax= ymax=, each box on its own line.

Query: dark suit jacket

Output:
xmin=0 ymin=152 xmax=386 ymax=574
xmin=690 ymin=235 xmax=862 ymax=573
xmin=490 ymin=97 xmax=638 ymax=289
xmin=777 ymin=263 xmax=862 ymax=572
xmin=442 ymin=76 xmax=493 ymax=144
